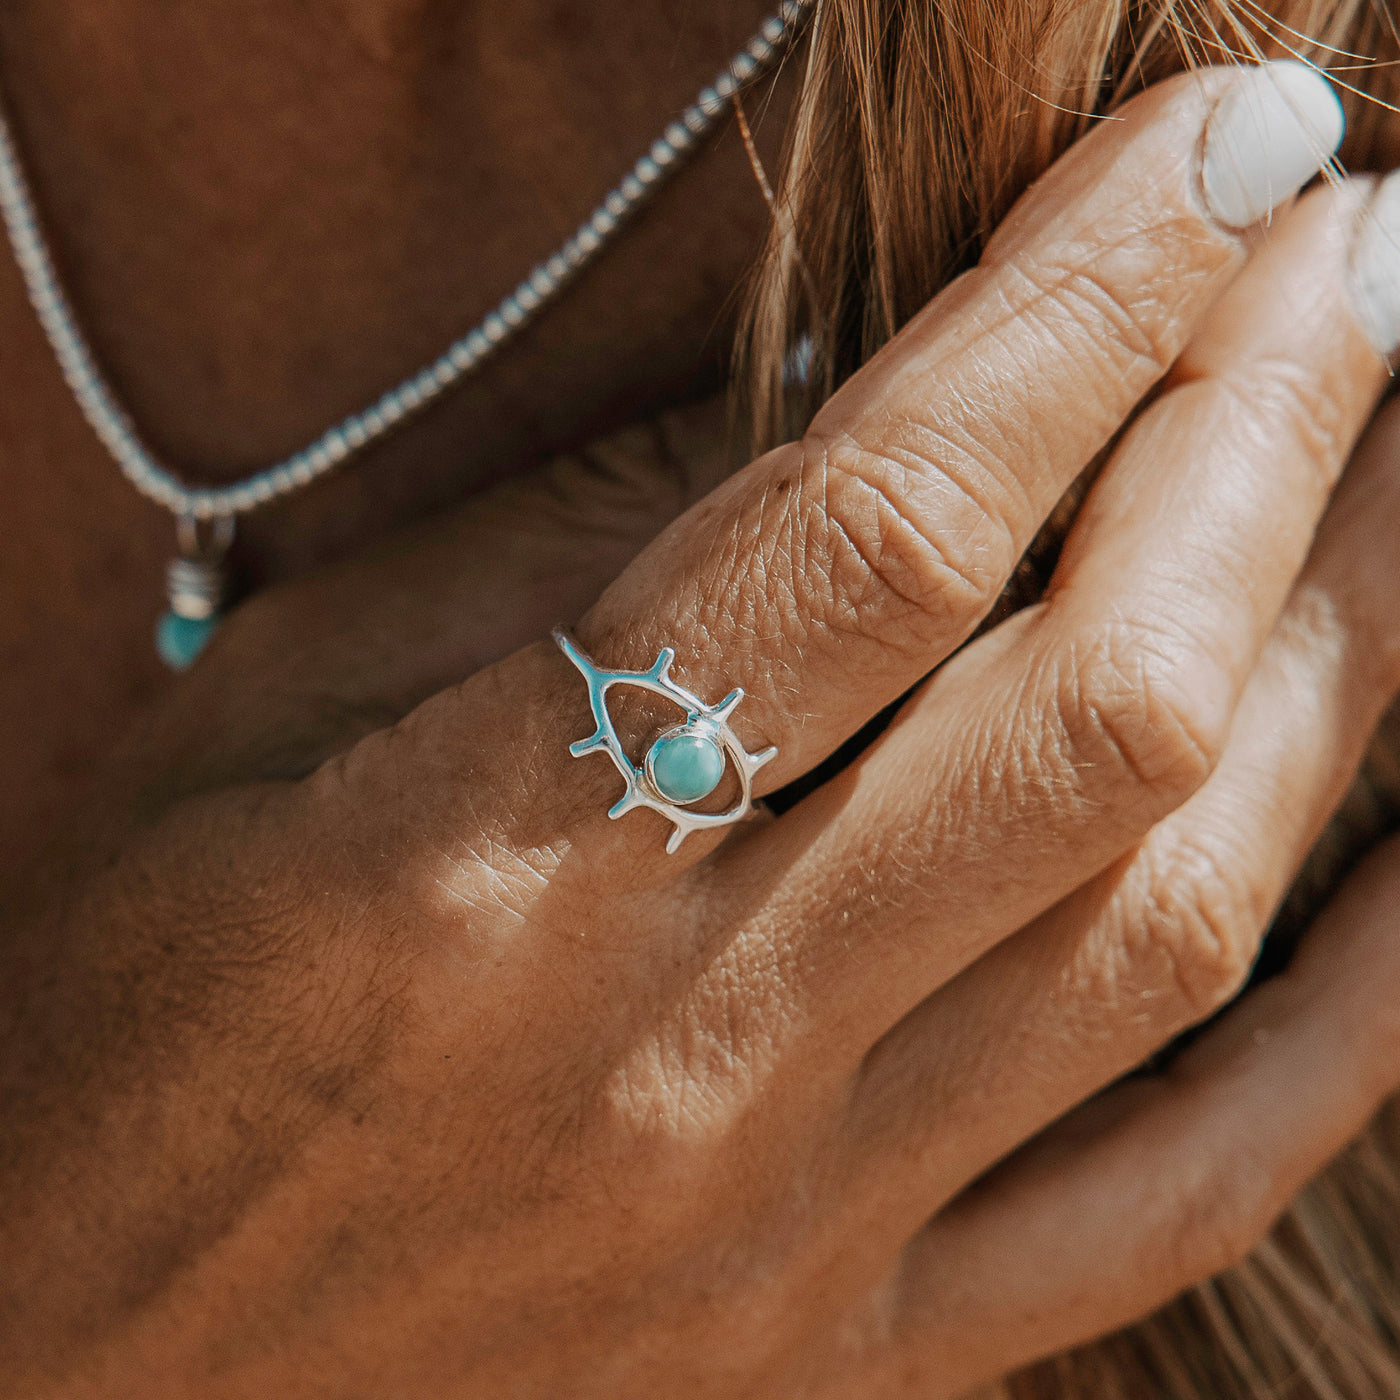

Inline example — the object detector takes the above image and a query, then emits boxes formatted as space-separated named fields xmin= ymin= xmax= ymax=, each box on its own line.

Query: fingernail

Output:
xmin=1351 ymin=171 xmax=1400 ymax=358
xmin=1201 ymin=61 xmax=1344 ymax=228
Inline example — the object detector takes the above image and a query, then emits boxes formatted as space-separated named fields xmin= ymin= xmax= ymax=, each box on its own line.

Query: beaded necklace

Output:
xmin=0 ymin=1 xmax=813 ymax=666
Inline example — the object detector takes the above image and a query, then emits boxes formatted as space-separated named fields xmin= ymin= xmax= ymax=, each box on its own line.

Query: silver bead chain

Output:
xmin=0 ymin=0 xmax=814 ymax=524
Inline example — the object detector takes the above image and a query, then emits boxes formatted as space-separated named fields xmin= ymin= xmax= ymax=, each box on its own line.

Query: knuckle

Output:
xmin=1062 ymin=622 xmax=1230 ymax=810
xmin=598 ymin=1037 xmax=717 ymax=1151
xmin=797 ymin=429 xmax=1019 ymax=654
xmin=1131 ymin=833 xmax=1265 ymax=1020
xmin=1218 ymin=358 xmax=1348 ymax=489
xmin=587 ymin=952 xmax=792 ymax=1183
xmin=1010 ymin=230 xmax=1197 ymax=388
xmin=596 ymin=1010 xmax=750 ymax=1159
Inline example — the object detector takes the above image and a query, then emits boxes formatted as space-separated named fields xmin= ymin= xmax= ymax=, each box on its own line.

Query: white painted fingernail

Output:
xmin=1351 ymin=172 xmax=1400 ymax=357
xmin=1201 ymin=61 xmax=1344 ymax=228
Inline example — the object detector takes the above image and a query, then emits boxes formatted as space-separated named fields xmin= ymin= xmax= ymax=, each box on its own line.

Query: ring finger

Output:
xmin=845 ymin=384 xmax=1400 ymax=1241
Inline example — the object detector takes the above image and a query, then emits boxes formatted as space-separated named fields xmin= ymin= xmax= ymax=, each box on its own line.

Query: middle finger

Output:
xmin=713 ymin=173 xmax=1389 ymax=1067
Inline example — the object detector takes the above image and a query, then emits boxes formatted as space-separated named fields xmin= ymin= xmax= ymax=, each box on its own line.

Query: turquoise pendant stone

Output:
xmin=648 ymin=730 xmax=725 ymax=805
xmin=156 ymin=611 xmax=218 ymax=671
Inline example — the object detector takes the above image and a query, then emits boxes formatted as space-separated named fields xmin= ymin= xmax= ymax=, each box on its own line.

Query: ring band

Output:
xmin=553 ymin=628 xmax=778 ymax=853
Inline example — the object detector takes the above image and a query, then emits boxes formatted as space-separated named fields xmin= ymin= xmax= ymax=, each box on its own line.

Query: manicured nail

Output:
xmin=1201 ymin=61 xmax=1344 ymax=228
xmin=1351 ymin=171 xmax=1400 ymax=358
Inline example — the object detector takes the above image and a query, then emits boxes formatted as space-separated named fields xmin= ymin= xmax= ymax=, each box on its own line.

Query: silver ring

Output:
xmin=553 ymin=628 xmax=778 ymax=853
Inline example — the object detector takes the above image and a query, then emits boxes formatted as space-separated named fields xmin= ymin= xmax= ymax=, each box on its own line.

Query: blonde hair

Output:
xmin=740 ymin=2 xmax=1400 ymax=1393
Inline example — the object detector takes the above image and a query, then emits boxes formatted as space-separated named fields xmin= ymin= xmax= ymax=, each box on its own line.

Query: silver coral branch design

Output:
xmin=552 ymin=628 xmax=777 ymax=853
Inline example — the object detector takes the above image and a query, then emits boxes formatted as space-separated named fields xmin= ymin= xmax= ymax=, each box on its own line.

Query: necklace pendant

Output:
xmin=156 ymin=515 xmax=234 ymax=670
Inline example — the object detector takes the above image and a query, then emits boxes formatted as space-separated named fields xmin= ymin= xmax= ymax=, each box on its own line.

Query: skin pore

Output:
xmin=0 ymin=0 xmax=788 ymax=873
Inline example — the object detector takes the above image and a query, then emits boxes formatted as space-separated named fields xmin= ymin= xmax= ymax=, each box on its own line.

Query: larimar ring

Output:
xmin=553 ymin=628 xmax=778 ymax=853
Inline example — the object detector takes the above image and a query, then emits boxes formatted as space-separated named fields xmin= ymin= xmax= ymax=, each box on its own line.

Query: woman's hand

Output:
xmin=6 ymin=62 xmax=1400 ymax=1399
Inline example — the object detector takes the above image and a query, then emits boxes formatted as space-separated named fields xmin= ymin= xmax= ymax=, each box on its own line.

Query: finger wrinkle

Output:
xmin=804 ymin=429 xmax=1016 ymax=646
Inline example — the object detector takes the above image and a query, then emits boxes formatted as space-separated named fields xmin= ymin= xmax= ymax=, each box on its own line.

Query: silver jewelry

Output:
xmin=0 ymin=1 xmax=814 ymax=666
xmin=554 ymin=629 xmax=776 ymax=853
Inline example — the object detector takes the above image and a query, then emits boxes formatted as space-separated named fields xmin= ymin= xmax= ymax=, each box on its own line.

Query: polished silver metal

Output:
xmin=0 ymin=0 xmax=815 ymax=529
xmin=553 ymin=629 xmax=777 ymax=854
xmin=166 ymin=514 xmax=236 ymax=621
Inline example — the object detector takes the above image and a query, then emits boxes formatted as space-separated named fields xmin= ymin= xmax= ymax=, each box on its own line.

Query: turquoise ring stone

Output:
xmin=647 ymin=729 xmax=726 ymax=805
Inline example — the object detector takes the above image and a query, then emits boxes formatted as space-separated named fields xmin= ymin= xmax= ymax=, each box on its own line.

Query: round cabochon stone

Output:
xmin=649 ymin=729 xmax=725 ymax=805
